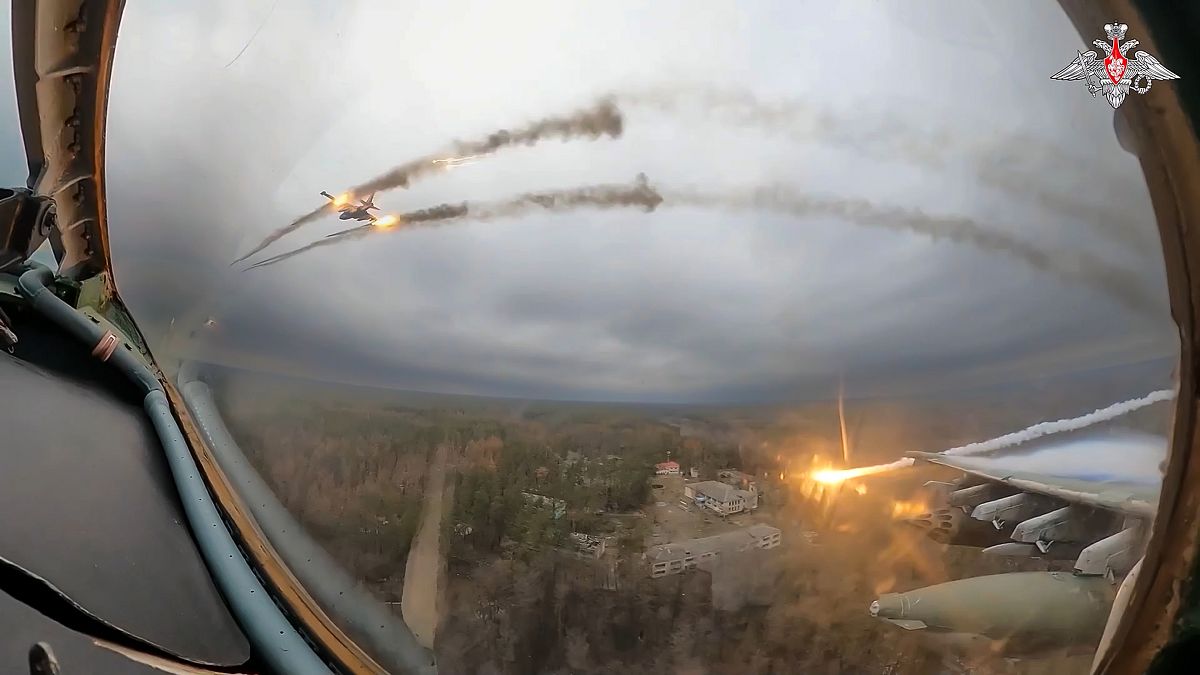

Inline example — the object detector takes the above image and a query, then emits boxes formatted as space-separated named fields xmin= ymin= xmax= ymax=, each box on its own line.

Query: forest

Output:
xmin=209 ymin=363 xmax=1173 ymax=674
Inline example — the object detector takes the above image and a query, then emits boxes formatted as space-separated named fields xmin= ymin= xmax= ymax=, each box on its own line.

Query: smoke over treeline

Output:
xmin=662 ymin=186 xmax=1164 ymax=317
xmin=233 ymin=99 xmax=626 ymax=265
xmin=617 ymin=84 xmax=1155 ymax=257
xmin=245 ymin=176 xmax=663 ymax=270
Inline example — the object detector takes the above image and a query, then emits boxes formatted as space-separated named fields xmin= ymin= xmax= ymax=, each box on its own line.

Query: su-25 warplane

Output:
xmin=320 ymin=190 xmax=381 ymax=223
xmin=868 ymin=430 xmax=1165 ymax=666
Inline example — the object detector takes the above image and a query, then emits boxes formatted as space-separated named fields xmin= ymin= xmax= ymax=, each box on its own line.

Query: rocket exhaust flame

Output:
xmin=231 ymin=98 xmax=626 ymax=265
xmin=808 ymin=388 xmax=1175 ymax=484
xmin=662 ymin=186 xmax=1165 ymax=317
xmin=372 ymin=215 xmax=399 ymax=229
xmin=243 ymin=176 xmax=662 ymax=270
xmin=433 ymin=154 xmax=486 ymax=167
xmin=811 ymin=458 xmax=916 ymax=485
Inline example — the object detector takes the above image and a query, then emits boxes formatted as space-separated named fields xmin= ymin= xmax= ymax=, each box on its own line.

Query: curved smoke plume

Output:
xmin=232 ymin=98 xmax=625 ymax=265
xmin=662 ymin=185 xmax=1164 ymax=317
xmin=245 ymin=175 xmax=662 ymax=270
xmin=617 ymin=84 xmax=1155 ymax=257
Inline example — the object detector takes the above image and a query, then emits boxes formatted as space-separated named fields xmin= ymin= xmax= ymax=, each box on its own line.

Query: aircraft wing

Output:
xmin=906 ymin=430 xmax=1165 ymax=518
xmin=869 ymin=431 xmax=1167 ymax=649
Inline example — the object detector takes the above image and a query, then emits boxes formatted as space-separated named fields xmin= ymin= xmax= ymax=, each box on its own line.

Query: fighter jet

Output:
xmin=320 ymin=190 xmax=381 ymax=223
xmin=868 ymin=430 xmax=1166 ymax=663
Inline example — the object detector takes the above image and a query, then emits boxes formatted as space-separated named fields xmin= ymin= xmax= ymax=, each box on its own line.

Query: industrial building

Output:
xmin=646 ymin=524 xmax=782 ymax=578
xmin=684 ymin=480 xmax=759 ymax=515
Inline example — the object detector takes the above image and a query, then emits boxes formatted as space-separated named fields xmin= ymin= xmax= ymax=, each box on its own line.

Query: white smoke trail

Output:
xmin=942 ymin=388 xmax=1177 ymax=457
xmin=813 ymin=389 xmax=1176 ymax=482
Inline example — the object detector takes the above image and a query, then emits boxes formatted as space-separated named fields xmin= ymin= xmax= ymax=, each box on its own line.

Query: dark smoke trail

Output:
xmin=663 ymin=186 xmax=1164 ymax=316
xmin=469 ymin=172 xmax=662 ymax=220
xmin=353 ymin=98 xmax=623 ymax=196
xmin=247 ymin=202 xmax=471 ymax=269
xmin=246 ymin=228 xmax=370 ymax=270
xmin=245 ymin=175 xmax=662 ymax=270
xmin=618 ymin=84 xmax=1155 ymax=257
xmin=229 ymin=207 xmax=341 ymax=266
xmin=231 ymin=99 xmax=624 ymax=265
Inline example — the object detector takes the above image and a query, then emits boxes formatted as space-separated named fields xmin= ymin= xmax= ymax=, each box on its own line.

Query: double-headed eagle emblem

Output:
xmin=1051 ymin=22 xmax=1179 ymax=109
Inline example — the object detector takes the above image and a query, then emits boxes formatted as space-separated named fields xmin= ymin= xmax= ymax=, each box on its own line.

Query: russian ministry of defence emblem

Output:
xmin=1051 ymin=22 xmax=1179 ymax=109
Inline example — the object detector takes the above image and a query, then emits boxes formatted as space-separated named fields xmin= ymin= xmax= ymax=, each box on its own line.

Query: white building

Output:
xmin=684 ymin=480 xmax=758 ymax=515
xmin=646 ymin=524 xmax=782 ymax=578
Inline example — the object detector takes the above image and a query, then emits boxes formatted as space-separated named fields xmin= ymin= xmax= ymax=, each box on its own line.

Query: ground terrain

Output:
xmin=211 ymin=358 xmax=1173 ymax=674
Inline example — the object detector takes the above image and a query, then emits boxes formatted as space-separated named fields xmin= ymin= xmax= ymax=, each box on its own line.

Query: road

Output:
xmin=402 ymin=444 xmax=450 ymax=650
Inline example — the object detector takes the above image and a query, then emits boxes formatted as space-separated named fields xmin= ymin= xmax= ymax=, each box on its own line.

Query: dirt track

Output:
xmin=402 ymin=444 xmax=449 ymax=649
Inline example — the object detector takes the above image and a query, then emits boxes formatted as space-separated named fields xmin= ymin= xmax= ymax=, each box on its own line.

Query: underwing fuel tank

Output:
xmin=870 ymin=572 xmax=1116 ymax=652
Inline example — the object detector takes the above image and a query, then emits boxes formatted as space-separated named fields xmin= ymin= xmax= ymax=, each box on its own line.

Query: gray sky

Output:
xmin=1 ymin=1 xmax=1181 ymax=402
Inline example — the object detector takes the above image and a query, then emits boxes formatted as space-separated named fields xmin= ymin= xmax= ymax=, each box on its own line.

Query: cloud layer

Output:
xmin=1 ymin=0 xmax=1176 ymax=402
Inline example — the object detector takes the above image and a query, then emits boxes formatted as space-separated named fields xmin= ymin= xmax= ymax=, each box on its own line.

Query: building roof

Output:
xmin=656 ymin=460 xmax=679 ymax=469
xmin=745 ymin=524 xmax=782 ymax=539
xmin=646 ymin=524 xmax=782 ymax=562
xmin=690 ymin=480 xmax=739 ymax=503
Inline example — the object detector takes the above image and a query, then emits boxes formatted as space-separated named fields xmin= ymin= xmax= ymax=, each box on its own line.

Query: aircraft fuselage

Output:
xmin=338 ymin=208 xmax=373 ymax=222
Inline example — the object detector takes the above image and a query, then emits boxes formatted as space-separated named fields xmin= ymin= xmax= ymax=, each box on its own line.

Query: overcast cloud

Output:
xmin=0 ymin=1 xmax=1180 ymax=402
